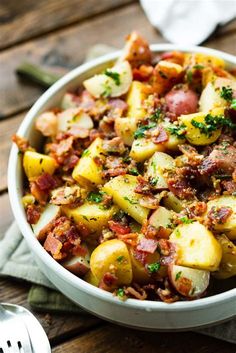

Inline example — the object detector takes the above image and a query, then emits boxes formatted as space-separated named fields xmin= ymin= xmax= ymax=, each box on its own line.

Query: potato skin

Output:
xmin=90 ymin=239 xmax=133 ymax=286
xmin=23 ymin=151 xmax=57 ymax=180
xmin=170 ymin=221 xmax=222 ymax=271
xmin=165 ymin=88 xmax=198 ymax=117
xmin=145 ymin=152 xmax=174 ymax=189
xmin=214 ymin=235 xmax=236 ymax=279
xmin=205 ymin=196 xmax=236 ymax=240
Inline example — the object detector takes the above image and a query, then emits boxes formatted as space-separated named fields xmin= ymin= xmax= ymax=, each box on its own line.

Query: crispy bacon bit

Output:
xmin=108 ymin=220 xmax=131 ymax=235
xmin=222 ymin=180 xmax=236 ymax=194
xmin=177 ymin=277 xmax=193 ymax=297
xmin=108 ymin=99 xmax=128 ymax=114
xmin=55 ymin=136 xmax=74 ymax=156
xmin=26 ymin=204 xmax=40 ymax=224
xmin=139 ymin=195 xmax=159 ymax=209
xmin=185 ymin=201 xmax=207 ymax=218
xmin=167 ymin=177 xmax=195 ymax=199
xmin=126 ymin=286 xmax=147 ymax=300
xmin=157 ymin=239 xmax=172 ymax=257
xmin=132 ymin=65 xmax=153 ymax=81
xmin=157 ymin=279 xmax=179 ymax=303
xmin=179 ymin=144 xmax=203 ymax=166
xmin=35 ymin=112 xmax=57 ymax=137
xmin=99 ymin=272 xmax=118 ymax=291
xmin=135 ymin=175 xmax=153 ymax=195
xmin=137 ymin=237 xmax=158 ymax=254
xmin=160 ymin=51 xmax=185 ymax=66
xmin=63 ymin=154 xmax=79 ymax=170
xmin=44 ymin=233 xmax=63 ymax=259
xmin=102 ymin=167 xmax=127 ymax=178
xmin=199 ymin=144 xmax=236 ymax=175
xmin=68 ymin=126 xmax=89 ymax=139
xmin=30 ymin=182 xmax=48 ymax=205
xmin=207 ymin=206 xmax=233 ymax=227
xmin=117 ymin=233 xmax=138 ymax=247
xmin=12 ymin=134 xmax=33 ymax=153
xmin=51 ymin=185 xmax=81 ymax=205
xmin=102 ymin=137 xmax=126 ymax=155
xmin=36 ymin=173 xmax=57 ymax=191
xmin=151 ymin=126 xmax=169 ymax=144
xmin=133 ymin=249 xmax=147 ymax=265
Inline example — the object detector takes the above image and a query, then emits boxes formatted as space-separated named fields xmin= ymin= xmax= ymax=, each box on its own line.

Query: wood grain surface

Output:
xmin=0 ymin=0 xmax=136 ymax=50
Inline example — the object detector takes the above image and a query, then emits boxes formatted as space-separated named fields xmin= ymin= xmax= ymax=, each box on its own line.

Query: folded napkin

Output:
xmin=140 ymin=0 xmax=236 ymax=45
xmin=1 ymin=44 xmax=235 ymax=343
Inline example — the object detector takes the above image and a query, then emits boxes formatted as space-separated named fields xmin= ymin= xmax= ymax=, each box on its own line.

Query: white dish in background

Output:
xmin=8 ymin=44 xmax=236 ymax=330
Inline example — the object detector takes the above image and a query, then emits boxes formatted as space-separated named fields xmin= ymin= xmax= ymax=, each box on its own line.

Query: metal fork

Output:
xmin=0 ymin=304 xmax=32 ymax=353
xmin=0 ymin=303 xmax=51 ymax=353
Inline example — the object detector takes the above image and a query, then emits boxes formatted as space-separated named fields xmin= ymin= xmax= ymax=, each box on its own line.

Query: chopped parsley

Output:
xmin=158 ymin=70 xmax=168 ymax=79
xmin=150 ymin=177 xmax=159 ymax=186
xmin=193 ymin=64 xmax=204 ymax=70
xmin=220 ymin=86 xmax=233 ymax=101
xmin=167 ymin=124 xmax=186 ymax=139
xmin=82 ymin=215 xmax=89 ymax=221
xmin=117 ymin=288 xmax=125 ymax=298
xmin=147 ymin=262 xmax=161 ymax=273
xmin=129 ymin=168 xmax=139 ymax=176
xmin=82 ymin=149 xmax=90 ymax=157
xmin=123 ymin=196 xmax=138 ymax=205
xmin=151 ymin=160 xmax=157 ymax=173
xmin=175 ymin=271 xmax=182 ymax=280
xmin=39 ymin=158 xmax=43 ymax=164
xmin=134 ymin=122 xmax=156 ymax=139
xmin=191 ymin=114 xmax=236 ymax=137
xmin=87 ymin=191 xmax=103 ymax=203
xmin=150 ymin=108 xmax=163 ymax=122
xmin=231 ymin=98 xmax=236 ymax=110
xmin=104 ymin=69 xmax=121 ymax=86
xmin=180 ymin=216 xmax=194 ymax=224
xmin=186 ymin=70 xmax=193 ymax=83
xmin=101 ymin=82 xmax=112 ymax=97
xmin=116 ymin=255 xmax=124 ymax=263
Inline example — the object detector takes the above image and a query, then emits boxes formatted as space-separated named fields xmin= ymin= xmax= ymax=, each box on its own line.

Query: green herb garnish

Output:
xmin=175 ymin=271 xmax=182 ymax=280
xmin=82 ymin=149 xmax=90 ymax=157
xmin=129 ymin=168 xmax=139 ymax=176
xmin=220 ymin=86 xmax=233 ymax=101
xmin=116 ymin=255 xmax=125 ymax=263
xmin=180 ymin=216 xmax=194 ymax=224
xmin=193 ymin=64 xmax=204 ymax=70
xmin=191 ymin=114 xmax=236 ymax=137
xmin=123 ymin=196 xmax=138 ymax=205
xmin=150 ymin=177 xmax=159 ymax=186
xmin=87 ymin=191 xmax=103 ymax=203
xmin=147 ymin=262 xmax=161 ymax=273
xmin=186 ymin=70 xmax=193 ymax=83
xmin=150 ymin=108 xmax=163 ymax=122
xmin=167 ymin=124 xmax=186 ymax=139
xmin=117 ymin=288 xmax=125 ymax=298
xmin=104 ymin=69 xmax=121 ymax=85
xmin=231 ymin=98 xmax=236 ymax=110
xmin=134 ymin=122 xmax=156 ymax=139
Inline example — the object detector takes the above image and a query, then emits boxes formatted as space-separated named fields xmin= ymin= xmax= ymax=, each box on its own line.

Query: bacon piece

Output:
xmin=51 ymin=185 xmax=81 ymax=206
xmin=167 ymin=177 xmax=195 ymax=199
xmin=63 ymin=154 xmax=79 ymax=170
xmin=157 ymin=279 xmax=179 ymax=303
xmin=126 ymin=286 xmax=147 ymax=300
xmin=160 ymin=51 xmax=185 ymax=66
xmin=117 ymin=233 xmax=138 ymax=247
xmin=36 ymin=173 xmax=57 ymax=191
xmin=102 ymin=167 xmax=127 ymax=178
xmin=151 ymin=126 xmax=168 ymax=144
xmin=139 ymin=195 xmax=159 ymax=209
xmin=135 ymin=175 xmax=153 ymax=195
xmin=68 ymin=125 xmax=89 ymax=139
xmin=30 ymin=181 xmax=48 ymax=205
xmin=99 ymin=272 xmax=118 ymax=291
xmin=222 ymin=180 xmax=236 ymax=194
xmin=44 ymin=233 xmax=63 ymax=260
xmin=179 ymin=144 xmax=203 ymax=166
xmin=132 ymin=65 xmax=153 ymax=81
xmin=108 ymin=220 xmax=131 ymax=235
xmin=137 ymin=237 xmax=158 ymax=254
xmin=177 ymin=277 xmax=193 ymax=297
xmin=108 ymin=99 xmax=128 ymax=115
xmin=207 ymin=206 xmax=233 ymax=227
xmin=12 ymin=134 xmax=32 ymax=153
xmin=52 ymin=136 xmax=74 ymax=157
xmin=199 ymin=144 xmax=236 ymax=176
xmin=26 ymin=204 xmax=40 ymax=224
xmin=102 ymin=137 xmax=126 ymax=155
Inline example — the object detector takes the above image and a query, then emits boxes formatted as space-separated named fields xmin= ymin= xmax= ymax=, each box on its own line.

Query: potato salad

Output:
xmin=13 ymin=32 xmax=236 ymax=302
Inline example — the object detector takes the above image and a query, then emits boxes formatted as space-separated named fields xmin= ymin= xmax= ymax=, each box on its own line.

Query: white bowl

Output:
xmin=8 ymin=44 xmax=236 ymax=330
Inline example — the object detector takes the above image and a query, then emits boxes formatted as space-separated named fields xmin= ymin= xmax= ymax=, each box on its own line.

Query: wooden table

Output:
xmin=0 ymin=1 xmax=236 ymax=351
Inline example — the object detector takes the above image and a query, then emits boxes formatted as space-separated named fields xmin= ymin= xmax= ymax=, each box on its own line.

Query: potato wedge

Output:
xmin=169 ymin=265 xmax=210 ymax=298
xmin=214 ymin=235 xmax=236 ymax=279
xmin=130 ymin=138 xmax=165 ymax=162
xmin=103 ymin=174 xmax=149 ymax=224
xmin=72 ymin=137 xmax=105 ymax=186
xmin=205 ymin=196 xmax=236 ymax=240
xmin=145 ymin=152 xmax=174 ymax=189
xmin=58 ymin=108 xmax=93 ymax=132
xmin=149 ymin=206 xmax=174 ymax=235
xmin=153 ymin=60 xmax=184 ymax=94
xmin=62 ymin=202 xmax=117 ymax=237
xmin=83 ymin=61 xmax=132 ymax=98
xmin=115 ymin=117 xmax=137 ymax=146
xmin=62 ymin=244 xmax=90 ymax=276
xmin=184 ymin=53 xmax=225 ymax=70
xmin=32 ymin=204 xmax=60 ymax=241
xmin=23 ymin=151 xmax=57 ymax=180
xmin=179 ymin=109 xmax=225 ymax=146
xmin=90 ymin=239 xmax=133 ymax=286
xmin=170 ymin=221 xmax=222 ymax=271
xmin=163 ymin=192 xmax=183 ymax=213
xmin=126 ymin=81 xmax=149 ymax=119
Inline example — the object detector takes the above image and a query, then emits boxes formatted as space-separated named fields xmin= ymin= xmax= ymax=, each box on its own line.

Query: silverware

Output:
xmin=0 ymin=303 xmax=51 ymax=353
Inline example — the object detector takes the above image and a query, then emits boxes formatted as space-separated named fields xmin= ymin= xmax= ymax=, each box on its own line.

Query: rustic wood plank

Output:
xmin=0 ymin=0 xmax=136 ymax=50
xmin=52 ymin=324 xmax=235 ymax=353
xmin=0 ymin=277 xmax=100 ymax=345
xmin=0 ymin=3 xmax=160 ymax=119
xmin=0 ymin=112 xmax=24 ymax=191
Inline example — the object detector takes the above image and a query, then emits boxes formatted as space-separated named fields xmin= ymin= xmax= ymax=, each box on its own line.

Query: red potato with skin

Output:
xmin=165 ymin=88 xmax=198 ymax=117
xmin=62 ymin=245 xmax=90 ymax=276
xmin=168 ymin=265 xmax=210 ymax=298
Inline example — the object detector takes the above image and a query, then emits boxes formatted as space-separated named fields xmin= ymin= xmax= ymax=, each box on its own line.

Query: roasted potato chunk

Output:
xmin=23 ymin=151 xmax=57 ymax=180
